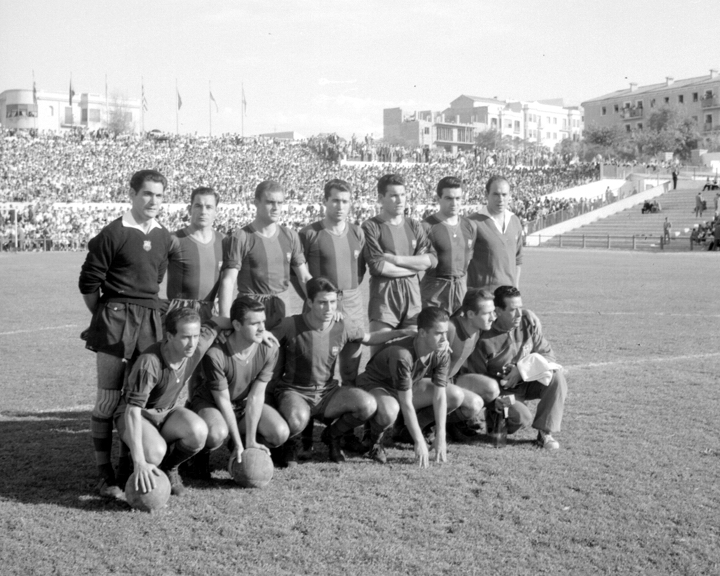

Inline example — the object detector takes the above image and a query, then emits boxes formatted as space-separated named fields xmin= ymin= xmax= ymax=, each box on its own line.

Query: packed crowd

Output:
xmin=0 ymin=129 xmax=600 ymax=250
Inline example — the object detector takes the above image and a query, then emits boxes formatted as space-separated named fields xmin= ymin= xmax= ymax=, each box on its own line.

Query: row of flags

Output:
xmin=48 ymin=74 xmax=247 ymax=115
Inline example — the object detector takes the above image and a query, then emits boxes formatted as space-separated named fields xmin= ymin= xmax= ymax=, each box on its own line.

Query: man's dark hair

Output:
xmin=493 ymin=285 xmax=521 ymax=309
xmin=306 ymin=276 xmax=338 ymax=302
xmin=130 ymin=170 xmax=167 ymax=192
xmin=190 ymin=186 xmax=220 ymax=207
xmin=255 ymin=180 xmax=284 ymax=201
xmin=323 ymin=179 xmax=352 ymax=201
xmin=459 ymin=288 xmax=495 ymax=315
xmin=485 ymin=175 xmax=509 ymax=195
xmin=166 ymin=307 xmax=201 ymax=336
xmin=436 ymin=176 xmax=462 ymax=198
xmin=377 ymin=173 xmax=405 ymax=196
xmin=230 ymin=296 xmax=266 ymax=325
xmin=417 ymin=306 xmax=449 ymax=331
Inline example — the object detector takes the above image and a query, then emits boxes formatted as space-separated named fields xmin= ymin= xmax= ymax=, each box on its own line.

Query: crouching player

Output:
xmin=273 ymin=277 xmax=413 ymax=466
xmin=187 ymin=297 xmax=290 ymax=478
xmin=115 ymin=308 xmax=223 ymax=497
xmin=356 ymin=307 xmax=465 ymax=467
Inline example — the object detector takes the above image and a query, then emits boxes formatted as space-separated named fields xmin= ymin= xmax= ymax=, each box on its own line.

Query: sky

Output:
xmin=2 ymin=0 xmax=720 ymax=139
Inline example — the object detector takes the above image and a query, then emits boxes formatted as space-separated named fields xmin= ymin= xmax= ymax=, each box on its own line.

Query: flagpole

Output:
xmin=32 ymin=70 xmax=37 ymax=130
xmin=105 ymin=73 xmax=108 ymax=127
xmin=209 ymin=80 xmax=212 ymax=137
xmin=175 ymin=79 xmax=179 ymax=134
xmin=241 ymin=81 xmax=245 ymax=138
xmin=141 ymin=76 xmax=145 ymax=133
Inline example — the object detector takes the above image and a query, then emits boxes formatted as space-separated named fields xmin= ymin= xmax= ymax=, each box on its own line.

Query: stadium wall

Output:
xmin=526 ymin=180 xmax=671 ymax=246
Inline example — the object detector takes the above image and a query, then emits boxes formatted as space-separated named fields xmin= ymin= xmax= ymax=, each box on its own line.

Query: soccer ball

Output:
xmin=125 ymin=470 xmax=172 ymax=512
xmin=230 ymin=448 xmax=274 ymax=488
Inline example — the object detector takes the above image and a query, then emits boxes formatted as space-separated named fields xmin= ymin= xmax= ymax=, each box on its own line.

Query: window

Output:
xmin=563 ymin=119 xmax=567 ymax=129
xmin=692 ymin=116 xmax=698 ymax=123
xmin=664 ymin=97 xmax=669 ymax=104
xmin=614 ymin=104 xmax=619 ymax=113
xmin=678 ymin=95 xmax=684 ymax=104
xmin=706 ymin=115 xmax=712 ymax=124
xmin=48 ymin=106 xmax=53 ymax=116
xmin=513 ymin=120 xmax=520 ymax=132
xmin=64 ymin=107 xmax=73 ymax=124
xmin=625 ymin=125 xmax=631 ymax=132
xmin=623 ymin=102 xmax=631 ymax=109
xmin=637 ymin=123 xmax=643 ymax=130
xmin=650 ymin=99 xmax=656 ymax=108
xmin=601 ymin=106 xmax=607 ymax=115
xmin=546 ymin=116 xmax=550 ymax=124
xmin=693 ymin=92 xmax=699 ymax=102
xmin=491 ymin=118 xmax=498 ymax=128
xmin=5 ymin=103 xmax=38 ymax=118
xmin=705 ymin=90 xmax=713 ymax=99
xmin=636 ymin=100 xmax=643 ymax=109
xmin=546 ymin=132 xmax=551 ymax=139
xmin=424 ymin=127 xmax=430 ymax=135
xmin=81 ymin=109 xmax=88 ymax=122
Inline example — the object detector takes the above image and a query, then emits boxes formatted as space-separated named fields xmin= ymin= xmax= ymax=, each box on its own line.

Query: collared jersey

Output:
xmin=121 ymin=322 xmax=219 ymax=411
xmin=222 ymin=223 xmax=305 ymax=295
xmin=272 ymin=314 xmax=365 ymax=392
xmin=356 ymin=335 xmax=450 ymax=392
xmin=299 ymin=221 xmax=365 ymax=290
xmin=168 ymin=227 xmax=225 ymax=301
xmin=467 ymin=208 xmax=523 ymax=291
xmin=195 ymin=338 xmax=278 ymax=406
xmin=361 ymin=216 xmax=437 ymax=278
xmin=421 ymin=215 xmax=477 ymax=279
xmin=79 ymin=215 xmax=172 ymax=308
xmin=462 ymin=310 xmax=555 ymax=378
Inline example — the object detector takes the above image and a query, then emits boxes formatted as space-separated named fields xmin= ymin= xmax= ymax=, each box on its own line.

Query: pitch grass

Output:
xmin=0 ymin=250 xmax=719 ymax=576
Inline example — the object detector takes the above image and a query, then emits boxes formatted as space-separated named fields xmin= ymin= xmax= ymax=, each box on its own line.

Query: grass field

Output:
xmin=1 ymin=249 xmax=719 ymax=576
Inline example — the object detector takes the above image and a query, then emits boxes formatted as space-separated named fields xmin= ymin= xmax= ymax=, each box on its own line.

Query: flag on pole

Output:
xmin=177 ymin=90 xmax=183 ymax=110
xmin=33 ymin=81 xmax=37 ymax=104
xmin=69 ymin=78 xmax=75 ymax=105
xmin=210 ymin=91 xmax=219 ymax=112
xmin=142 ymin=83 xmax=148 ymax=111
xmin=242 ymin=86 xmax=247 ymax=116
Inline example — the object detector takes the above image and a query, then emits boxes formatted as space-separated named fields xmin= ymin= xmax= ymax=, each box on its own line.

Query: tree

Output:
xmin=639 ymin=105 xmax=700 ymax=160
xmin=475 ymin=128 xmax=500 ymax=150
xmin=106 ymin=92 xmax=135 ymax=135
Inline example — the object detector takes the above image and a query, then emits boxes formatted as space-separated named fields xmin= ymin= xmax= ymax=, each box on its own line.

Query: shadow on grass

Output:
xmin=0 ymin=409 xmax=129 ymax=512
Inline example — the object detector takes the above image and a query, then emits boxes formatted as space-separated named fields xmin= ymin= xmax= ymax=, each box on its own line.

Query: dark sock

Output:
xmin=91 ymin=416 xmax=113 ymax=468
xmin=329 ymin=414 xmax=365 ymax=438
xmin=161 ymin=441 xmax=200 ymax=472
xmin=446 ymin=409 xmax=464 ymax=424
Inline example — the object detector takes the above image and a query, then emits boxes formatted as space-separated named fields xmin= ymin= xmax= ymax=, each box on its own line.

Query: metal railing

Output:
xmin=530 ymin=233 xmax=708 ymax=251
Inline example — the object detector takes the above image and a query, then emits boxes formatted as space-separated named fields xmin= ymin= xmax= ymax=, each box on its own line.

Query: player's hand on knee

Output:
xmin=245 ymin=439 xmax=270 ymax=455
xmin=414 ymin=441 xmax=429 ymax=469
xmin=135 ymin=462 xmax=160 ymax=494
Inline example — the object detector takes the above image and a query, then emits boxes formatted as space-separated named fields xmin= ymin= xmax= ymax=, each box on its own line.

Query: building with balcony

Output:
xmin=581 ymin=69 xmax=720 ymax=134
xmin=383 ymin=95 xmax=583 ymax=153
xmin=0 ymin=88 xmax=141 ymax=133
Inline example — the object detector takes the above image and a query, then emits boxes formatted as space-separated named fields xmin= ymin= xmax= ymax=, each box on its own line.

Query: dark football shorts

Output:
xmin=188 ymin=395 xmax=250 ymax=421
xmin=85 ymin=301 xmax=162 ymax=360
xmin=420 ymin=275 xmax=467 ymax=315
xmin=275 ymin=381 xmax=340 ymax=419
xmin=368 ymin=276 xmax=420 ymax=328
xmin=114 ymin=403 xmax=178 ymax=436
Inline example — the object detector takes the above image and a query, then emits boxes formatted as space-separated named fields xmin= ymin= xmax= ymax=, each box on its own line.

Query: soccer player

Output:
xmin=166 ymin=187 xmax=225 ymax=322
xmin=356 ymin=307 xmax=464 ymax=467
xmin=420 ymin=176 xmax=477 ymax=314
xmin=218 ymin=180 xmax=311 ymax=330
xmin=467 ymin=175 xmax=523 ymax=291
xmin=362 ymin=174 xmax=437 ymax=346
xmin=79 ymin=169 xmax=173 ymax=499
xmin=187 ymin=297 xmax=290 ymax=478
xmin=463 ymin=286 xmax=567 ymax=450
xmin=297 ymin=178 xmax=366 ymax=384
xmin=273 ymin=277 xmax=413 ymax=466
xmin=115 ymin=308 xmax=222 ymax=497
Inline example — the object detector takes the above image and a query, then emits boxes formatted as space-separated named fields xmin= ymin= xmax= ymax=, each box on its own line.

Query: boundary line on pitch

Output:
xmin=544 ymin=311 xmax=720 ymax=318
xmin=567 ymin=352 xmax=720 ymax=370
xmin=0 ymin=324 xmax=78 ymax=336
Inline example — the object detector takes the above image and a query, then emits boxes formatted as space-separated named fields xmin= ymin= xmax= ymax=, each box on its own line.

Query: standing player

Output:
xmin=420 ymin=176 xmax=477 ymax=314
xmin=362 ymin=174 xmax=437 ymax=345
xmin=167 ymin=187 xmax=224 ymax=322
xmin=79 ymin=169 xmax=173 ymax=498
xmin=115 ymin=308 xmax=223 ymax=497
xmin=467 ymin=175 xmax=523 ymax=291
xmin=464 ymin=286 xmax=567 ymax=449
xmin=297 ymin=178 xmax=366 ymax=384
xmin=218 ymin=180 xmax=311 ymax=330
xmin=356 ymin=307 xmax=465 ymax=467
xmin=187 ymin=297 xmax=290 ymax=478
xmin=273 ymin=277 xmax=413 ymax=466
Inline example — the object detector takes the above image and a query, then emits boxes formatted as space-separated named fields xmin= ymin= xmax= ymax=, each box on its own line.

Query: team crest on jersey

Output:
xmin=353 ymin=249 xmax=360 ymax=259
xmin=331 ymin=346 xmax=339 ymax=356
xmin=467 ymin=239 xmax=473 ymax=248
xmin=143 ymin=241 xmax=152 ymax=252
xmin=411 ymin=239 xmax=417 ymax=248
xmin=286 ymin=252 xmax=292 ymax=262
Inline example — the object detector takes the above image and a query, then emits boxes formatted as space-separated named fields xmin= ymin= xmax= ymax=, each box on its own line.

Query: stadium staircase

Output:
xmin=538 ymin=180 xmax=715 ymax=251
